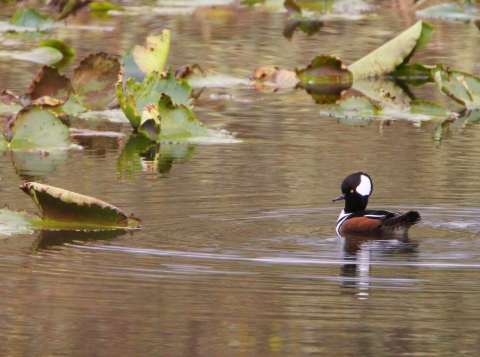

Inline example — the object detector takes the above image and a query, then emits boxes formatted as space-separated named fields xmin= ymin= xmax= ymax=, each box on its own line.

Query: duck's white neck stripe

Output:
xmin=356 ymin=175 xmax=372 ymax=196
xmin=336 ymin=209 xmax=351 ymax=236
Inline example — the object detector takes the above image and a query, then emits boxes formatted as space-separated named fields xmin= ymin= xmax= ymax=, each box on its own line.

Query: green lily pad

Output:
xmin=0 ymin=206 xmax=43 ymax=236
xmin=390 ymin=62 xmax=435 ymax=86
xmin=433 ymin=64 xmax=480 ymax=109
xmin=73 ymin=52 xmax=121 ymax=110
xmin=20 ymin=182 xmax=141 ymax=229
xmin=348 ymin=20 xmax=434 ymax=78
xmin=10 ymin=9 xmax=55 ymax=30
xmin=117 ymin=69 xmax=193 ymax=130
xmin=6 ymin=105 xmax=71 ymax=149
xmin=90 ymin=1 xmax=124 ymax=11
xmin=12 ymin=47 xmax=63 ymax=65
xmin=38 ymin=39 xmax=75 ymax=68
xmin=297 ymin=55 xmax=353 ymax=85
xmin=157 ymin=94 xmax=208 ymax=140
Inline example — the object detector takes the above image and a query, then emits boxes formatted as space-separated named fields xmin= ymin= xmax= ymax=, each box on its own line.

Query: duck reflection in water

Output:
xmin=340 ymin=233 xmax=418 ymax=299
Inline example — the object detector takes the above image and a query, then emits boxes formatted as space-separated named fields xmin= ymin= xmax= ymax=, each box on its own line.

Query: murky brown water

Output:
xmin=1 ymin=1 xmax=480 ymax=356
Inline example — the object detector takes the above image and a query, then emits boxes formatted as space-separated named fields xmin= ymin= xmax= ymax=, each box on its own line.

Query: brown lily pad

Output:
xmin=25 ymin=65 xmax=74 ymax=101
xmin=20 ymin=182 xmax=141 ymax=229
xmin=73 ymin=52 xmax=121 ymax=110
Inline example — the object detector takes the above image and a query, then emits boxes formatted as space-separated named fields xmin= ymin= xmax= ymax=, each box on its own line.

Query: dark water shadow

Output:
xmin=31 ymin=229 xmax=128 ymax=253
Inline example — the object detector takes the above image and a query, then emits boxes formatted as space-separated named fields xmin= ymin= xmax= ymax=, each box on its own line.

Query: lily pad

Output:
xmin=10 ymin=9 xmax=55 ymax=30
xmin=12 ymin=47 xmax=63 ymax=65
xmin=249 ymin=66 xmax=299 ymax=90
xmin=73 ymin=52 xmax=121 ymax=110
xmin=433 ymin=64 xmax=480 ymax=109
xmin=117 ymin=68 xmax=193 ymax=130
xmin=176 ymin=64 xmax=251 ymax=89
xmin=20 ymin=182 xmax=141 ymax=229
xmin=416 ymin=3 xmax=480 ymax=22
xmin=348 ymin=20 xmax=434 ymax=78
xmin=297 ymin=55 xmax=352 ymax=85
xmin=25 ymin=65 xmax=75 ymax=101
xmin=38 ymin=39 xmax=75 ymax=67
xmin=124 ymin=30 xmax=170 ymax=80
xmin=0 ymin=206 xmax=43 ymax=236
xmin=6 ymin=105 xmax=71 ymax=149
xmin=138 ymin=95 xmax=208 ymax=141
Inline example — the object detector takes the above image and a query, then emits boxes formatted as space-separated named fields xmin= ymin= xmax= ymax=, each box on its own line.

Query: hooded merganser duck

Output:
xmin=332 ymin=172 xmax=420 ymax=236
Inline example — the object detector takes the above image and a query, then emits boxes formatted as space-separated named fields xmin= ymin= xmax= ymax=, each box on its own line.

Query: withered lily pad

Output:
xmin=249 ymin=67 xmax=299 ymax=90
xmin=176 ymin=64 xmax=250 ymax=89
xmin=20 ymin=182 xmax=141 ymax=229
xmin=348 ymin=20 xmax=434 ymax=78
xmin=297 ymin=55 xmax=353 ymax=85
xmin=73 ymin=52 xmax=121 ymax=110
xmin=433 ymin=64 xmax=480 ymax=109
xmin=6 ymin=105 xmax=71 ymax=149
xmin=26 ymin=65 xmax=74 ymax=101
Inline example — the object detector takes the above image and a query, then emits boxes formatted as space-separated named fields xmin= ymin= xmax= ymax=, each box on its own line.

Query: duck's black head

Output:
xmin=332 ymin=172 xmax=373 ymax=213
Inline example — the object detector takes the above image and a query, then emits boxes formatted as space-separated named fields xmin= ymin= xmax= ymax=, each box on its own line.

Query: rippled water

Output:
xmin=1 ymin=1 xmax=480 ymax=356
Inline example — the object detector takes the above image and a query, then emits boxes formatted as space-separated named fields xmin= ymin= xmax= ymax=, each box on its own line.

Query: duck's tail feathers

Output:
xmin=380 ymin=211 xmax=421 ymax=235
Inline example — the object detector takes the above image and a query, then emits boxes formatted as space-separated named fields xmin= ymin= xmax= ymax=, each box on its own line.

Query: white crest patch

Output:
xmin=356 ymin=175 xmax=372 ymax=196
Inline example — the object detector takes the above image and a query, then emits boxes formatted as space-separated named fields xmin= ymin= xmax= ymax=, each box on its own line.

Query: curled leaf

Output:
xmin=25 ymin=65 xmax=75 ymax=101
xmin=433 ymin=64 xmax=480 ymax=109
xmin=348 ymin=20 xmax=434 ymax=78
xmin=133 ymin=30 xmax=170 ymax=74
xmin=20 ymin=182 xmax=141 ymax=229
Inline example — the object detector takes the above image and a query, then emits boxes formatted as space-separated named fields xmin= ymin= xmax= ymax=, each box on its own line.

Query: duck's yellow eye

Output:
xmin=350 ymin=189 xmax=354 ymax=193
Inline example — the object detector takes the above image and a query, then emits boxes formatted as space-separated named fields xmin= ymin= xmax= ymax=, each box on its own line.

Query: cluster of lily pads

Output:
xmin=2 ymin=1 xmax=480 ymax=236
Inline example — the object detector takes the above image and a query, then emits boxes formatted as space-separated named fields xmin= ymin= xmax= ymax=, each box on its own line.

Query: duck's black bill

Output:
xmin=332 ymin=194 xmax=345 ymax=202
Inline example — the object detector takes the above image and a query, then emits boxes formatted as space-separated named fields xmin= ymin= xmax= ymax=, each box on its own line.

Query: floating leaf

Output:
xmin=410 ymin=100 xmax=451 ymax=118
xmin=117 ymin=69 xmax=193 ymax=130
xmin=297 ymin=55 xmax=353 ymax=84
xmin=73 ymin=52 xmax=121 ymax=110
xmin=12 ymin=47 xmax=63 ymax=65
xmin=25 ymin=65 xmax=75 ymax=101
xmin=10 ymin=9 xmax=55 ymax=30
xmin=6 ymin=105 xmax=71 ymax=148
xmin=38 ymin=39 xmax=75 ymax=67
xmin=348 ymin=20 xmax=434 ymax=78
xmin=176 ymin=64 xmax=250 ymax=89
xmin=157 ymin=94 xmax=208 ymax=140
xmin=433 ymin=64 xmax=480 ymax=109
xmin=249 ymin=66 xmax=299 ymax=90
xmin=49 ymin=0 xmax=93 ymax=20
xmin=416 ymin=3 xmax=480 ymax=22
xmin=0 ymin=206 xmax=43 ymax=236
xmin=20 ymin=182 xmax=141 ymax=229
xmin=390 ymin=62 xmax=435 ymax=86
